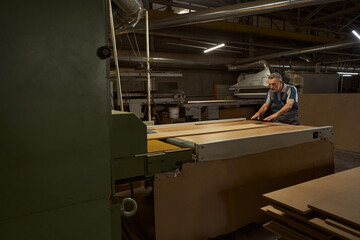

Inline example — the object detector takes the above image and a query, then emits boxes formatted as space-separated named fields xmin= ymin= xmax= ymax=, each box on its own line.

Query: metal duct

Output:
xmin=116 ymin=0 xmax=343 ymax=33
xmin=228 ymin=60 xmax=269 ymax=71
xmin=112 ymin=0 xmax=145 ymax=27
xmin=270 ymin=64 xmax=360 ymax=72
xmin=116 ymin=50 xmax=232 ymax=69
xmin=116 ymin=51 xmax=360 ymax=73
xmin=234 ymin=40 xmax=360 ymax=65
xmin=116 ymin=55 xmax=227 ymax=69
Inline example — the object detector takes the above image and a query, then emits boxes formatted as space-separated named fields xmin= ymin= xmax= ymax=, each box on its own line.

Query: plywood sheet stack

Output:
xmin=262 ymin=167 xmax=360 ymax=240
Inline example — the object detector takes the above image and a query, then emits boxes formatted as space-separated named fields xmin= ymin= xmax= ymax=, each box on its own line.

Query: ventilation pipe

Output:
xmin=115 ymin=51 xmax=360 ymax=73
xmin=116 ymin=0 xmax=343 ymax=33
xmin=228 ymin=60 xmax=269 ymax=71
xmin=234 ymin=40 xmax=359 ymax=65
xmin=270 ymin=64 xmax=360 ymax=72
xmin=112 ymin=0 xmax=145 ymax=28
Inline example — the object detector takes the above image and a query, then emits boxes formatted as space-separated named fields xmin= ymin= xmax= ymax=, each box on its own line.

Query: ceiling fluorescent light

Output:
xmin=342 ymin=75 xmax=352 ymax=77
xmin=178 ymin=9 xmax=189 ymax=15
xmin=337 ymin=72 xmax=358 ymax=75
xmin=352 ymin=30 xmax=360 ymax=40
xmin=204 ymin=43 xmax=225 ymax=53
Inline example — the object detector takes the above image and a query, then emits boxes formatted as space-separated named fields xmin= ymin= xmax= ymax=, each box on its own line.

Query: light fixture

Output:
xmin=337 ymin=72 xmax=359 ymax=75
xmin=178 ymin=9 xmax=189 ymax=15
xmin=204 ymin=43 xmax=225 ymax=53
xmin=342 ymin=75 xmax=352 ymax=77
xmin=352 ymin=30 xmax=360 ymax=40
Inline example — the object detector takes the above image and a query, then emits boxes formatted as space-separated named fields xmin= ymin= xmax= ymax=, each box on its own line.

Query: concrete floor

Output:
xmin=334 ymin=149 xmax=360 ymax=172
xmin=211 ymin=223 xmax=277 ymax=240
xmin=213 ymin=149 xmax=360 ymax=240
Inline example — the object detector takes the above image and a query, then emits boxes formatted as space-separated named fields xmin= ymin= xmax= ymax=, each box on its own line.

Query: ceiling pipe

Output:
xmin=234 ymin=40 xmax=360 ymax=65
xmin=136 ymin=31 xmax=360 ymax=57
xmin=112 ymin=0 xmax=145 ymax=28
xmin=228 ymin=60 xmax=269 ymax=71
xmin=116 ymin=0 xmax=343 ymax=34
xmin=144 ymin=31 xmax=291 ymax=50
xmin=116 ymin=50 xmax=231 ymax=69
xmin=270 ymin=64 xmax=360 ymax=72
xmin=115 ymin=50 xmax=360 ymax=72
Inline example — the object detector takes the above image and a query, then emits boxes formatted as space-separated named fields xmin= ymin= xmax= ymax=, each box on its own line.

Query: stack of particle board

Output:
xmin=262 ymin=167 xmax=360 ymax=240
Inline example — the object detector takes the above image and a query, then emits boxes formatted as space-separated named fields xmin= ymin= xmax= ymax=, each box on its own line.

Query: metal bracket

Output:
xmin=319 ymin=126 xmax=333 ymax=142
xmin=196 ymin=126 xmax=334 ymax=162
xmin=146 ymin=149 xmax=192 ymax=177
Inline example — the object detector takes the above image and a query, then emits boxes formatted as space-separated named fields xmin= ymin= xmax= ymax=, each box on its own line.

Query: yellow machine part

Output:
xmin=147 ymin=140 xmax=180 ymax=153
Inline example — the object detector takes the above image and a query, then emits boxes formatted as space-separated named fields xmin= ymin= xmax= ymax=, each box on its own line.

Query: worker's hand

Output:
xmin=263 ymin=113 xmax=278 ymax=122
xmin=251 ymin=112 xmax=260 ymax=120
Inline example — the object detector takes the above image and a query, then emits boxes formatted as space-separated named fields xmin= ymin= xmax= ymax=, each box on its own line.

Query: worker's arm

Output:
xmin=251 ymin=103 xmax=270 ymax=120
xmin=263 ymin=99 xmax=295 ymax=121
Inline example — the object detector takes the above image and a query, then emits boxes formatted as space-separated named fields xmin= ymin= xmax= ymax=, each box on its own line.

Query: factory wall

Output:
xmin=0 ymin=1 xmax=112 ymax=239
xmin=156 ymin=69 xmax=238 ymax=100
xmin=299 ymin=93 xmax=360 ymax=153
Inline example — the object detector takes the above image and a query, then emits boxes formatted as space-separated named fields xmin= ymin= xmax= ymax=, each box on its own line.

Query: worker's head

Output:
xmin=268 ymin=72 xmax=283 ymax=92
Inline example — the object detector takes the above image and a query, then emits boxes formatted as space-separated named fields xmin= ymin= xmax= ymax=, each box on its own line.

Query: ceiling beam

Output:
xmin=150 ymin=0 xmax=206 ymax=11
xmin=301 ymin=4 xmax=327 ymax=24
xmin=307 ymin=4 xmax=360 ymax=25
xmin=126 ymin=10 xmax=339 ymax=43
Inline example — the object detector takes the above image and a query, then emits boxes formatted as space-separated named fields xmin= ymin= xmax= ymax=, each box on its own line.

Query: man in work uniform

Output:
xmin=251 ymin=72 xmax=299 ymax=125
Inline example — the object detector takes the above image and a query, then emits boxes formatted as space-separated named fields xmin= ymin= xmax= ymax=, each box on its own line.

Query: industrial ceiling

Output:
xmin=115 ymin=0 xmax=360 ymax=72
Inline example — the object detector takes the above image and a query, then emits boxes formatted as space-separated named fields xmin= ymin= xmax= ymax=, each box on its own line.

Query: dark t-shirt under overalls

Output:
xmin=264 ymin=83 xmax=299 ymax=125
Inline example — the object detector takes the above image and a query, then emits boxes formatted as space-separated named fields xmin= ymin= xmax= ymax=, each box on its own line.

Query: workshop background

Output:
xmin=1 ymin=0 xmax=360 ymax=240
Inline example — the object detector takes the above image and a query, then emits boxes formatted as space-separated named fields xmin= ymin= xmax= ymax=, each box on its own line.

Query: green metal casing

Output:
xmin=111 ymin=111 xmax=147 ymax=182
xmin=1 ymin=0 xmax=112 ymax=239
xmin=111 ymin=111 xmax=147 ymax=158
xmin=111 ymin=111 xmax=193 ymax=182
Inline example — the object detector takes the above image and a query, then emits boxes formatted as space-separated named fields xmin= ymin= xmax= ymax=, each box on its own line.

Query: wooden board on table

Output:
xmin=310 ymin=218 xmax=360 ymax=240
xmin=263 ymin=167 xmax=360 ymax=215
xmin=177 ymin=124 xmax=313 ymax=144
xmin=147 ymin=140 xmax=180 ymax=153
xmin=194 ymin=118 xmax=245 ymax=125
xmin=148 ymin=123 xmax=268 ymax=140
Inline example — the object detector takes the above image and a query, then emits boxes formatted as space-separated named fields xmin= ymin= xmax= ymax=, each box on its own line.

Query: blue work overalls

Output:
xmin=270 ymin=84 xmax=299 ymax=125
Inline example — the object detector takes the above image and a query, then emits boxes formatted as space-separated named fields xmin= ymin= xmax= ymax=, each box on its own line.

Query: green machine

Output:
xmin=110 ymin=111 xmax=192 ymax=239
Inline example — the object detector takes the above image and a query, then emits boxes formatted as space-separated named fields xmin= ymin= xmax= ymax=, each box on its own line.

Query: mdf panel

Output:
xmin=299 ymin=93 xmax=360 ymax=153
xmin=154 ymin=140 xmax=334 ymax=240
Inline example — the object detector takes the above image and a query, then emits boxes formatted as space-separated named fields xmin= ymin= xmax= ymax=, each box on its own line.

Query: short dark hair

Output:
xmin=268 ymin=72 xmax=282 ymax=81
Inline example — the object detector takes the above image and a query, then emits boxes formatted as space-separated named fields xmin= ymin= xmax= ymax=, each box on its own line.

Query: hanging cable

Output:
xmin=133 ymin=32 xmax=145 ymax=69
xmin=124 ymin=24 xmax=146 ymax=69
xmin=125 ymin=29 xmax=139 ymax=58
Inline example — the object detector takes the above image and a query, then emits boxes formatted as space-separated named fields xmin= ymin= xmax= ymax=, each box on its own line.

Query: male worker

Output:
xmin=251 ymin=72 xmax=299 ymax=125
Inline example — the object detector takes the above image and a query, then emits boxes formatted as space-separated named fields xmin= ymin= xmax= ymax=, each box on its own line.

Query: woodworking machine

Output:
xmin=147 ymin=119 xmax=335 ymax=240
xmin=109 ymin=113 xmax=334 ymax=240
